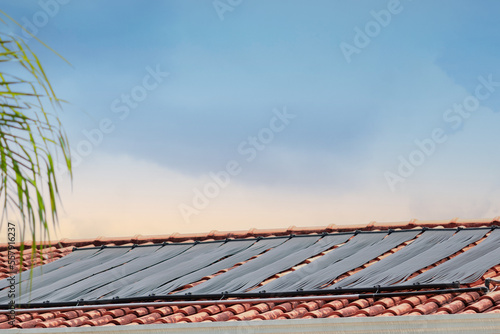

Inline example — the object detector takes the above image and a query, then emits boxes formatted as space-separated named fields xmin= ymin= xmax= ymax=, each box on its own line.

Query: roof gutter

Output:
xmin=0 ymin=286 xmax=486 ymax=314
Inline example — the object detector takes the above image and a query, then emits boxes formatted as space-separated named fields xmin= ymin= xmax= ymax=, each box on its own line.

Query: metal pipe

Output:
xmin=0 ymin=283 xmax=461 ymax=309
xmin=485 ymin=278 xmax=500 ymax=291
xmin=0 ymin=287 xmax=486 ymax=314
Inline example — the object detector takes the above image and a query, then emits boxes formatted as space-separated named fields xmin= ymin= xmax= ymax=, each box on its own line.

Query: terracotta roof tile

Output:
xmin=297 ymin=301 xmax=323 ymax=312
xmin=349 ymin=298 xmax=372 ymax=309
xmin=132 ymin=312 xmax=162 ymax=325
xmin=249 ymin=303 xmax=274 ymax=313
xmin=176 ymin=305 xmax=201 ymax=316
xmin=33 ymin=311 xmax=60 ymax=321
xmin=279 ymin=302 xmax=320 ymax=320
xmin=109 ymin=314 xmax=137 ymax=325
xmin=401 ymin=295 xmax=427 ymax=308
xmin=374 ymin=297 xmax=399 ymax=309
xmin=410 ymin=301 xmax=439 ymax=315
xmin=60 ymin=316 xmax=89 ymax=327
xmin=438 ymin=300 xmax=466 ymax=314
xmin=486 ymin=309 xmax=500 ymax=314
xmin=83 ymin=314 xmax=114 ymax=326
xmin=465 ymin=298 xmax=494 ymax=313
xmin=229 ymin=309 xmax=260 ymax=321
xmin=15 ymin=313 xmax=34 ymax=322
xmin=17 ymin=318 xmax=43 ymax=329
xmin=0 ymin=322 xmax=12 ymax=329
xmin=35 ymin=318 xmax=66 ymax=328
xmin=226 ymin=303 xmax=250 ymax=314
xmin=274 ymin=301 xmax=298 ymax=312
xmin=151 ymin=306 xmax=178 ymax=317
xmin=255 ymin=308 xmax=285 ymax=320
xmin=323 ymin=299 xmax=349 ymax=310
xmin=455 ymin=291 xmax=481 ymax=304
xmin=58 ymin=310 xmax=82 ymax=320
xmin=304 ymin=306 xmax=334 ymax=318
xmin=382 ymin=302 xmax=413 ymax=316
xmin=82 ymin=309 xmax=105 ymax=319
xmin=199 ymin=305 xmax=225 ymax=315
xmin=102 ymin=309 xmax=126 ymax=317
xmin=428 ymin=293 xmax=454 ymax=306
xmin=155 ymin=312 xmax=184 ymax=324
xmin=204 ymin=310 xmax=234 ymax=322
xmin=481 ymin=291 xmax=500 ymax=304
xmin=355 ymin=304 xmax=386 ymax=317
xmin=179 ymin=312 xmax=211 ymax=323
xmin=330 ymin=305 xmax=360 ymax=317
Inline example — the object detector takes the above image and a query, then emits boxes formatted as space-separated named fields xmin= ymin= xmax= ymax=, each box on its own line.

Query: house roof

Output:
xmin=1 ymin=218 xmax=500 ymax=330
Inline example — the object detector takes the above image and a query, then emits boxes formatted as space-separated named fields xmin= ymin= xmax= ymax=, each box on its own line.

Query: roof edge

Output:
xmin=1 ymin=217 xmax=499 ymax=250
xmin=4 ymin=313 xmax=500 ymax=333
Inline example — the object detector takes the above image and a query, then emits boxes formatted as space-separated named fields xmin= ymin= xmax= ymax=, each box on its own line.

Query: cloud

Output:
xmin=51 ymin=152 xmax=410 ymax=239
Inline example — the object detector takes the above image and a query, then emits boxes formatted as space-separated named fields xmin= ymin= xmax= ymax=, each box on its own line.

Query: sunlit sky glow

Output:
xmin=2 ymin=1 xmax=500 ymax=240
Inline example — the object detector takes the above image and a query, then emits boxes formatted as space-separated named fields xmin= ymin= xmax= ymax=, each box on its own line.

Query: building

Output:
xmin=1 ymin=218 xmax=500 ymax=333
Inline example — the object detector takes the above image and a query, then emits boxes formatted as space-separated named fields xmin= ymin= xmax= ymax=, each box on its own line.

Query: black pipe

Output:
xmin=0 ymin=286 xmax=487 ymax=311
xmin=0 ymin=282 xmax=465 ymax=309
xmin=359 ymin=287 xmax=486 ymax=299
xmin=485 ymin=278 xmax=500 ymax=291
xmin=0 ymin=287 xmax=486 ymax=314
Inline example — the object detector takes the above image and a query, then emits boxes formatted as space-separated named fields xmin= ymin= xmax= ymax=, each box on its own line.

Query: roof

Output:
xmin=1 ymin=218 xmax=500 ymax=331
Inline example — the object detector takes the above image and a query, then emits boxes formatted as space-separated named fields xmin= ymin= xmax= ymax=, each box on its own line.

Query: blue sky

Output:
xmin=2 ymin=0 xmax=500 ymax=239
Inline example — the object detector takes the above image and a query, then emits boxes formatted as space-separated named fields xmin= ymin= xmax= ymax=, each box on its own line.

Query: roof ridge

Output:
xmin=1 ymin=218 xmax=499 ymax=250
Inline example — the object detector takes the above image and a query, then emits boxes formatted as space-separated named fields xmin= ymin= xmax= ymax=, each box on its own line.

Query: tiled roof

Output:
xmin=1 ymin=218 xmax=500 ymax=329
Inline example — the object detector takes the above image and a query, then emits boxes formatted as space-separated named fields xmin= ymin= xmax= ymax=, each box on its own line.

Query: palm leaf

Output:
xmin=0 ymin=13 xmax=72 ymax=298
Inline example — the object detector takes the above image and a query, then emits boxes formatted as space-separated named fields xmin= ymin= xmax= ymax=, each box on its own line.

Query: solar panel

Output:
xmin=151 ymin=237 xmax=287 ymax=295
xmin=405 ymin=228 xmax=500 ymax=285
xmin=25 ymin=242 xmax=200 ymax=303
xmin=107 ymin=239 xmax=257 ymax=299
xmin=184 ymin=233 xmax=353 ymax=294
xmin=1 ymin=247 xmax=133 ymax=304
xmin=66 ymin=242 xmax=196 ymax=302
xmin=0 ymin=228 xmax=497 ymax=305
xmin=182 ymin=235 xmax=324 ymax=294
xmin=255 ymin=231 xmax=390 ymax=292
xmin=0 ymin=248 xmax=99 ymax=291
xmin=332 ymin=228 xmax=488 ymax=288
xmin=260 ymin=230 xmax=421 ymax=292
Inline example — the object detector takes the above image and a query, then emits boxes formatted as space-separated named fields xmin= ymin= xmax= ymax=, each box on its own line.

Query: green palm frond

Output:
xmin=0 ymin=14 xmax=72 ymax=283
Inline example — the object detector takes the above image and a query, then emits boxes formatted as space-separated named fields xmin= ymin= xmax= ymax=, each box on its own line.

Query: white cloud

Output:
xmin=51 ymin=152 xmax=416 ymax=240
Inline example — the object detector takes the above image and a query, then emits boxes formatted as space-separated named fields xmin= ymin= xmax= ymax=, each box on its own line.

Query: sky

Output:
xmin=2 ymin=0 xmax=500 ymax=240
